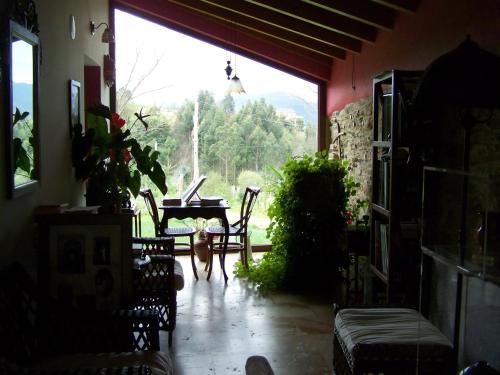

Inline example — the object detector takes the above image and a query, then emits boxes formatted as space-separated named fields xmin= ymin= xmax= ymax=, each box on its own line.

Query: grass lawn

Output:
xmin=137 ymin=210 xmax=270 ymax=244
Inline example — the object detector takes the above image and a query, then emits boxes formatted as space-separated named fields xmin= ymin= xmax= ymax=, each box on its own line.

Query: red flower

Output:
xmin=123 ymin=149 xmax=132 ymax=164
xmin=109 ymin=148 xmax=116 ymax=160
xmin=345 ymin=211 xmax=353 ymax=225
xmin=111 ymin=113 xmax=126 ymax=129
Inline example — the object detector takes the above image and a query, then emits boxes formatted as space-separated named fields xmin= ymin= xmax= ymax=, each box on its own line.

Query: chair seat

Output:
xmin=163 ymin=226 xmax=196 ymax=237
xmin=205 ymin=225 xmax=245 ymax=236
xmin=334 ymin=308 xmax=454 ymax=375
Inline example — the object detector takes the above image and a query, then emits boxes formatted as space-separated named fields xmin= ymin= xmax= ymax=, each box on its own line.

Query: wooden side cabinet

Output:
xmin=369 ymin=70 xmax=423 ymax=304
xmin=35 ymin=209 xmax=133 ymax=311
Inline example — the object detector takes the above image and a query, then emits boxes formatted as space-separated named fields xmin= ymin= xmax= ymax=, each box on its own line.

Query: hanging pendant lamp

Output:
xmin=227 ymin=75 xmax=246 ymax=94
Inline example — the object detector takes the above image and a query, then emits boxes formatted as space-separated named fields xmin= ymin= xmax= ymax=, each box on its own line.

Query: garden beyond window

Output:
xmin=115 ymin=10 xmax=318 ymax=244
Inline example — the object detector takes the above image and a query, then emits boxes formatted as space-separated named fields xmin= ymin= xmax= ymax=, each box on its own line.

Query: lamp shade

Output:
xmin=414 ymin=36 xmax=500 ymax=119
xmin=101 ymin=26 xmax=114 ymax=43
xmin=227 ymin=75 xmax=246 ymax=94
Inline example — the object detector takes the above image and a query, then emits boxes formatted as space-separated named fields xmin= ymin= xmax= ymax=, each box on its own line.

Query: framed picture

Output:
xmin=57 ymin=235 xmax=85 ymax=274
xmin=69 ymin=79 xmax=81 ymax=137
xmin=93 ymin=237 xmax=111 ymax=265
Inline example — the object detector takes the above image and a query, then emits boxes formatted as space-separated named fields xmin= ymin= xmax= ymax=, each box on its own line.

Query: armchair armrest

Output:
xmin=40 ymin=308 xmax=160 ymax=357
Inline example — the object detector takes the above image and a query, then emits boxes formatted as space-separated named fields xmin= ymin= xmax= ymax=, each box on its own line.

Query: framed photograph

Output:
xmin=93 ymin=237 xmax=111 ymax=265
xmin=57 ymin=235 xmax=85 ymax=274
xmin=69 ymin=79 xmax=81 ymax=137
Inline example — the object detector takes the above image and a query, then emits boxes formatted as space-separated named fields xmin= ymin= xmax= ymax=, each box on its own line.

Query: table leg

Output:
xmin=190 ymin=234 xmax=198 ymax=280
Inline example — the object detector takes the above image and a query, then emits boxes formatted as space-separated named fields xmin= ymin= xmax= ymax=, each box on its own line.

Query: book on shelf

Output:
xmin=380 ymin=223 xmax=389 ymax=274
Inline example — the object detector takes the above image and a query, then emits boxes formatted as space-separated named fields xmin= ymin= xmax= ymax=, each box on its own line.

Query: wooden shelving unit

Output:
xmin=368 ymin=70 xmax=423 ymax=304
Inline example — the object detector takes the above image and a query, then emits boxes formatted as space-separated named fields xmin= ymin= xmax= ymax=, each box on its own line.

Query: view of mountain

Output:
xmin=232 ymin=91 xmax=317 ymax=125
xmin=13 ymin=82 xmax=33 ymax=115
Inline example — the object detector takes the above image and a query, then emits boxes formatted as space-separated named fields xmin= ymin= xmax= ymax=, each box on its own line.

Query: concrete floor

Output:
xmin=160 ymin=253 xmax=335 ymax=375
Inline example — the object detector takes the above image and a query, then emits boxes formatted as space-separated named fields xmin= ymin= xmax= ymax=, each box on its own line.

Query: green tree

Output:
xmin=221 ymin=93 xmax=235 ymax=114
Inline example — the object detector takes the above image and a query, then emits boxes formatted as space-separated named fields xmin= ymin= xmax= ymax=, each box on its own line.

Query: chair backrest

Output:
xmin=139 ymin=189 xmax=161 ymax=236
xmin=237 ymin=186 xmax=261 ymax=232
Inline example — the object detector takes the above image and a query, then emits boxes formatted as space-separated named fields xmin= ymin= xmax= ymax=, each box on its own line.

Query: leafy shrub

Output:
xmin=235 ymin=151 xmax=357 ymax=295
xmin=237 ymin=170 xmax=264 ymax=192
xmin=201 ymin=171 xmax=231 ymax=197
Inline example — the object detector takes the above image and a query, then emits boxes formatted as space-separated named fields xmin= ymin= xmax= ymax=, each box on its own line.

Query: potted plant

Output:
xmin=235 ymin=151 xmax=357 ymax=296
xmin=194 ymin=229 xmax=209 ymax=262
xmin=71 ymin=105 xmax=168 ymax=212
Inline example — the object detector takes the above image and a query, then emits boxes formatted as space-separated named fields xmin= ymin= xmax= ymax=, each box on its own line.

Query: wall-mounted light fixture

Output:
xmin=103 ymin=54 xmax=115 ymax=87
xmin=89 ymin=21 xmax=114 ymax=43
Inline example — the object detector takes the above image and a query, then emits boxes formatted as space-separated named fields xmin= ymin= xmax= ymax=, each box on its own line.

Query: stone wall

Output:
xmin=330 ymin=97 xmax=372 ymax=220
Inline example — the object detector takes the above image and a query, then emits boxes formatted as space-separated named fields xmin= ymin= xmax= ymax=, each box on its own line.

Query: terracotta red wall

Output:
xmin=327 ymin=0 xmax=500 ymax=113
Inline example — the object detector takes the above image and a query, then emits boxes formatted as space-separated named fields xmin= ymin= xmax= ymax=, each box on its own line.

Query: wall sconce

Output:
xmin=103 ymin=54 xmax=115 ymax=87
xmin=90 ymin=21 xmax=114 ymax=43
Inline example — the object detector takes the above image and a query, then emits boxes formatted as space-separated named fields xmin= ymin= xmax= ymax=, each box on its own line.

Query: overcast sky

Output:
xmin=114 ymin=9 xmax=318 ymax=106
xmin=12 ymin=40 xmax=33 ymax=84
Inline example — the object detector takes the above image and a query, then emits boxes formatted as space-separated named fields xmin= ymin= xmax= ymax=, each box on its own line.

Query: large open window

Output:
xmin=114 ymin=9 xmax=318 ymax=245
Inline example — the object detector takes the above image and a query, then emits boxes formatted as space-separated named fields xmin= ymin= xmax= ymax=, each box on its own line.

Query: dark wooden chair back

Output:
xmin=139 ymin=188 xmax=162 ymax=236
xmin=236 ymin=186 xmax=261 ymax=233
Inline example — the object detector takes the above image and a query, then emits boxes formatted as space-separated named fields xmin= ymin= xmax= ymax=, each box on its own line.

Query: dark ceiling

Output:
xmin=113 ymin=0 xmax=420 ymax=81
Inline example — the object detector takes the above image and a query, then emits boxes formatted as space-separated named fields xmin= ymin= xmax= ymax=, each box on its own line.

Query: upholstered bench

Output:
xmin=333 ymin=308 xmax=455 ymax=375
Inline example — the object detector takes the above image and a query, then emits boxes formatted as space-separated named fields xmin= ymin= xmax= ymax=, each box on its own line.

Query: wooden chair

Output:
xmin=139 ymin=188 xmax=198 ymax=279
xmin=205 ymin=186 xmax=260 ymax=281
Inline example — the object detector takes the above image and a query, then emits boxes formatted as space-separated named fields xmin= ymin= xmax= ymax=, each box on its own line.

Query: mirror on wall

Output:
xmin=6 ymin=20 xmax=39 ymax=198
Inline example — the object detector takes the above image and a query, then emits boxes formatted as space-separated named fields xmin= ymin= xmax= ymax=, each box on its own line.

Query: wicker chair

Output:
xmin=139 ymin=188 xmax=199 ymax=279
xmin=132 ymin=236 xmax=184 ymax=347
xmin=0 ymin=262 xmax=172 ymax=374
xmin=205 ymin=186 xmax=260 ymax=281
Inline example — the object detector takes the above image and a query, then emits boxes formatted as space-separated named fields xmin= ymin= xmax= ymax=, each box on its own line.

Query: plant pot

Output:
xmin=194 ymin=238 xmax=208 ymax=262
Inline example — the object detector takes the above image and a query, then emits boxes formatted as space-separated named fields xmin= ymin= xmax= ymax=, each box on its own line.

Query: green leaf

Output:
xmin=13 ymin=108 xmax=29 ymax=125
xmin=13 ymin=138 xmax=31 ymax=174
xmin=148 ymin=161 xmax=167 ymax=195
xmin=129 ymin=170 xmax=141 ymax=197
xmin=150 ymin=150 xmax=160 ymax=162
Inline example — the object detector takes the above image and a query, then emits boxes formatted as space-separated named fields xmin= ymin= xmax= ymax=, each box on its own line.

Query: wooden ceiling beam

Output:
xmin=241 ymin=25 xmax=337 ymax=65
xmin=196 ymin=0 xmax=363 ymax=51
xmin=244 ymin=0 xmax=377 ymax=42
xmin=303 ymin=0 xmax=395 ymax=30
xmin=370 ymin=0 xmax=419 ymax=13
xmin=170 ymin=0 xmax=348 ymax=59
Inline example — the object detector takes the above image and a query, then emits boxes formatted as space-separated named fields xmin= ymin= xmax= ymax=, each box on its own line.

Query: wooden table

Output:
xmin=159 ymin=200 xmax=231 ymax=282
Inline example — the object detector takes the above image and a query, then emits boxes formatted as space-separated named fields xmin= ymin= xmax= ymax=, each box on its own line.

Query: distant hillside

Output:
xmin=13 ymin=82 xmax=33 ymax=115
xmin=233 ymin=91 xmax=317 ymax=125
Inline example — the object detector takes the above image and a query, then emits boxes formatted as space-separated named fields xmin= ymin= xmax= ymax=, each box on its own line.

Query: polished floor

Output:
xmin=160 ymin=253 xmax=335 ymax=374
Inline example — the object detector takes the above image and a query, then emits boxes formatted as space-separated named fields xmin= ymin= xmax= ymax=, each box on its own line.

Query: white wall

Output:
xmin=0 ymin=0 xmax=110 ymax=268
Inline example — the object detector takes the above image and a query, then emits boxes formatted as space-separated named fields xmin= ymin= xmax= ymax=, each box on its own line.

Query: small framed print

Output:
xmin=69 ymin=79 xmax=81 ymax=137
xmin=93 ymin=237 xmax=111 ymax=265
xmin=57 ymin=235 xmax=85 ymax=274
